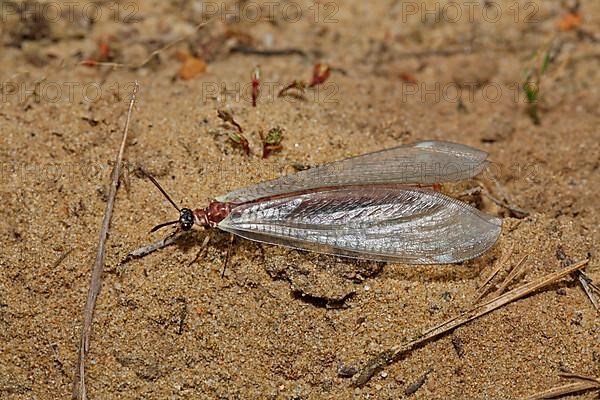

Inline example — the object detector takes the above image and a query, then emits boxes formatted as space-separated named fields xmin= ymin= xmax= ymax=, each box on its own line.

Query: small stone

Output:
xmin=337 ymin=363 xmax=358 ymax=378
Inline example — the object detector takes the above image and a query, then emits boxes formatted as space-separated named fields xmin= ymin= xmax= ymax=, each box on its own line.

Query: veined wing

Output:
xmin=218 ymin=186 xmax=502 ymax=264
xmin=217 ymin=140 xmax=490 ymax=203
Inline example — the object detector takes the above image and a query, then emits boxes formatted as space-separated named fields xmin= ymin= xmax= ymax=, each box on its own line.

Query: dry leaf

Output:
xmin=558 ymin=13 xmax=582 ymax=31
xmin=175 ymin=49 xmax=190 ymax=62
xmin=179 ymin=57 xmax=207 ymax=80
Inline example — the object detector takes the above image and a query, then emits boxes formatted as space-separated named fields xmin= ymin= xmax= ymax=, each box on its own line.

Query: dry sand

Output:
xmin=0 ymin=0 xmax=599 ymax=399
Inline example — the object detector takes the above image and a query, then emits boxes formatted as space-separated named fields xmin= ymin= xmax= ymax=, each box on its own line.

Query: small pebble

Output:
xmin=337 ymin=363 xmax=358 ymax=378
xmin=263 ymin=33 xmax=274 ymax=48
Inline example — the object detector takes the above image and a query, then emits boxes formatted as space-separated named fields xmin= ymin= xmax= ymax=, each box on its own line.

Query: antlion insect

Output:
xmin=146 ymin=141 xmax=502 ymax=264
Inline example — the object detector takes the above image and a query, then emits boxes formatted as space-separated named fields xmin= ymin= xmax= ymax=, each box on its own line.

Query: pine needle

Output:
xmin=352 ymin=259 xmax=589 ymax=387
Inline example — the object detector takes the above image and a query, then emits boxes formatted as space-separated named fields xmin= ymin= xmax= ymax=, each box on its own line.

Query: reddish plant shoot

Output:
xmin=308 ymin=63 xmax=331 ymax=87
xmin=251 ymin=66 xmax=260 ymax=107
xmin=217 ymin=109 xmax=243 ymax=133
xmin=227 ymin=131 xmax=251 ymax=156
xmin=278 ymin=63 xmax=331 ymax=97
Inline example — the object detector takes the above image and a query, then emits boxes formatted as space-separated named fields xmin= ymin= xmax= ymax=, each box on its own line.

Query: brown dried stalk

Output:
xmin=523 ymin=373 xmax=600 ymax=399
xmin=72 ymin=82 xmax=139 ymax=400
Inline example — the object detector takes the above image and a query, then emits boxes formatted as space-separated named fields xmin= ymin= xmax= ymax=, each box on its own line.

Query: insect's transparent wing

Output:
xmin=217 ymin=140 xmax=490 ymax=203
xmin=218 ymin=187 xmax=502 ymax=264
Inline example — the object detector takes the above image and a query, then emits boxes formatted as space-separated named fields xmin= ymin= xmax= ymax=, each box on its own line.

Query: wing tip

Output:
xmin=414 ymin=139 xmax=489 ymax=159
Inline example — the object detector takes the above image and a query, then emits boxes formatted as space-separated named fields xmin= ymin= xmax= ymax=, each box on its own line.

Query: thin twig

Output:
xmin=72 ymin=82 xmax=139 ymax=400
xmin=490 ymin=254 xmax=529 ymax=298
xmin=420 ymin=314 xmax=461 ymax=337
xmin=474 ymin=243 xmax=515 ymax=302
xmin=524 ymin=381 xmax=599 ymax=399
xmin=486 ymin=190 xmax=529 ymax=217
xmin=51 ymin=248 xmax=74 ymax=269
xmin=229 ymin=45 xmax=307 ymax=57
xmin=557 ymin=372 xmax=600 ymax=385
xmin=78 ymin=20 xmax=214 ymax=70
xmin=575 ymin=271 xmax=600 ymax=312
xmin=523 ymin=373 xmax=600 ymax=399
xmin=475 ymin=181 xmax=530 ymax=218
xmin=588 ymin=280 xmax=600 ymax=295
xmin=352 ymin=259 xmax=589 ymax=387
xmin=486 ymin=170 xmax=529 ymax=217
xmin=557 ymin=246 xmax=599 ymax=312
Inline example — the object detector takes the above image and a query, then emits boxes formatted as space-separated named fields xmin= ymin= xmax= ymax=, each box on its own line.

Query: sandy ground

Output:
xmin=0 ymin=0 xmax=599 ymax=399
